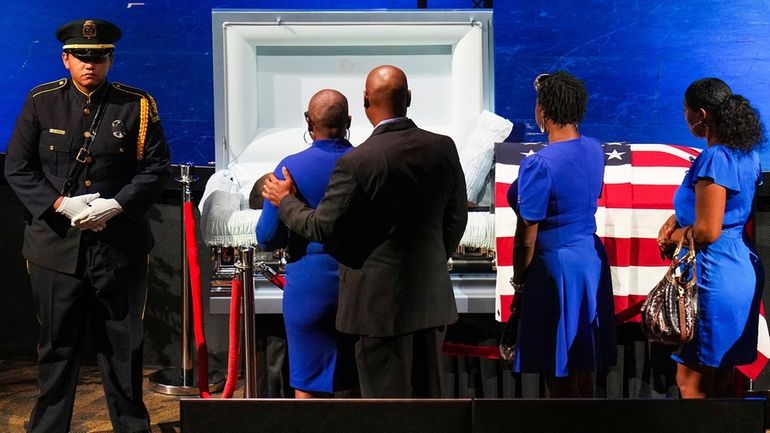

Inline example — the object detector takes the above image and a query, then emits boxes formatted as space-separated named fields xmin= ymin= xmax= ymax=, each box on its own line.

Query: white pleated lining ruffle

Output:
xmin=459 ymin=212 xmax=496 ymax=249
xmin=199 ymin=170 xmax=261 ymax=247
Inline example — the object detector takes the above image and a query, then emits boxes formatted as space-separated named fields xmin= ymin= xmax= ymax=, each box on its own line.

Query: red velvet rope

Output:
xmin=441 ymin=342 xmax=501 ymax=360
xmin=222 ymin=277 xmax=242 ymax=398
xmin=183 ymin=202 xmax=211 ymax=398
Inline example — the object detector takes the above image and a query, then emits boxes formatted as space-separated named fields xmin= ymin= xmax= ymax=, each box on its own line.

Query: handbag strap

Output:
xmin=679 ymin=226 xmax=697 ymax=285
xmin=676 ymin=226 xmax=696 ymax=344
xmin=687 ymin=229 xmax=697 ymax=285
xmin=663 ymin=226 xmax=690 ymax=278
xmin=678 ymin=292 xmax=688 ymax=343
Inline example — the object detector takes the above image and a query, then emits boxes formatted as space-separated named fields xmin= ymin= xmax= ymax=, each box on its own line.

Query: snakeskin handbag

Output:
xmin=640 ymin=228 xmax=698 ymax=345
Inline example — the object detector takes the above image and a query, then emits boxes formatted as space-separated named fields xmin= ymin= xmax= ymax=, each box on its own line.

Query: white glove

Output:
xmin=55 ymin=193 xmax=100 ymax=220
xmin=72 ymin=198 xmax=123 ymax=230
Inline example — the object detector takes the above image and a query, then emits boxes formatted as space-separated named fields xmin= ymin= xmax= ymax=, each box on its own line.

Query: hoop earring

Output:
xmin=303 ymin=130 xmax=311 ymax=144
xmin=345 ymin=129 xmax=350 ymax=141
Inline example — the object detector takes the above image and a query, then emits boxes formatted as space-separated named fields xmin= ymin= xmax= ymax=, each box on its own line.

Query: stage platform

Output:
xmin=181 ymin=397 xmax=767 ymax=433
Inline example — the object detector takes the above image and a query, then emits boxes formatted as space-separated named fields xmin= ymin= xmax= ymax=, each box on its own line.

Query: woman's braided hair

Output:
xmin=536 ymin=71 xmax=588 ymax=126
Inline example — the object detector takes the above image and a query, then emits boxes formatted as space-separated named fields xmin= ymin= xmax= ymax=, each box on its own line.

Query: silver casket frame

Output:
xmin=209 ymin=9 xmax=496 ymax=315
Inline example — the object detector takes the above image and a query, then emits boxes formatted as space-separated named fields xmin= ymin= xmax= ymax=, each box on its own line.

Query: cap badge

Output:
xmin=82 ymin=20 xmax=97 ymax=39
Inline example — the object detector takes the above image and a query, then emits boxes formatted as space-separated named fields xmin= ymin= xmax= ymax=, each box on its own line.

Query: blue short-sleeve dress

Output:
xmin=671 ymin=144 xmax=764 ymax=367
xmin=507 ymin=136 xmax=617 ymax=377
xmin=257 ymin=138 xmax=357 ymax=393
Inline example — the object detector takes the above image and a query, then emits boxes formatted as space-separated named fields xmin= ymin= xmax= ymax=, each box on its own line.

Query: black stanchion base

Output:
xmin=149 ymin=367 xmax=225 ymax=396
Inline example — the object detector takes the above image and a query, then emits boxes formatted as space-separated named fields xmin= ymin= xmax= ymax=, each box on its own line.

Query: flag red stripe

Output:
xmin=497 ymin=182 xmax=678 ymax=210
xmin=613 ymin=294 xmax=647 ymax=323
xmin=601 ymin=237 xmax=670 ymax=267
xmin=598 ymin=184 xmax=678 ymax=209
xmin=666 ymin=144 xmax=702 ymax=156
xmin=500 ymin=294 xmax=514 ymax=322
xmin=737 ymin=352 xmax=768 ymax=380
xmin=497 ymin=236 xmax=668 ymax=268
xmin=495 ymin=182 xmax=511 ymax=208
xmin=631 ymin=151 xmax=693 ymax=167
xmin=496 ymin=236 xmax=514 ymax=266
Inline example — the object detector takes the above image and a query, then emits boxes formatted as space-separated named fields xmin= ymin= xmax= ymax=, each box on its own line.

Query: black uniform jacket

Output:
xmin=279 ymin=119 xmax=468 ymax=337
xmin=4 ymin=78 xmax=171 ymax=274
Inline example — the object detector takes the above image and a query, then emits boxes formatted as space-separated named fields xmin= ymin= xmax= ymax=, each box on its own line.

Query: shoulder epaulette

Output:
xmin=31 ymin=78 xmax=67 ymax=98
xmin=112 ymin=82 xmax=161 ymax=162
xmin=112 ymin=82 xmax=160 ymax=120
xmin=111 ymin=81 xmax=149 ymax=98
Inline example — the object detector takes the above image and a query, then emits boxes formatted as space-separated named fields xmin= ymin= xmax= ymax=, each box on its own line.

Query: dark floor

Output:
xmin=0 ymin=360 xmax=237 ymax=433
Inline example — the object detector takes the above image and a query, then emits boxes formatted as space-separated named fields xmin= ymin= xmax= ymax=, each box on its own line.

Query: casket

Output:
xmin=203 ymin=10 xmax=499 ymax=315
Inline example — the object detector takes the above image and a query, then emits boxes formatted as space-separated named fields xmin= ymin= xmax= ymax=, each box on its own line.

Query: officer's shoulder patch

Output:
xmin=31 ymin=78 xmax=67 ymax=98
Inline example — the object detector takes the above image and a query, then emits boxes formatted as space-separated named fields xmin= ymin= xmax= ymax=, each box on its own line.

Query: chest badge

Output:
xmin=111 ymin=119 xmax=126 ymax=139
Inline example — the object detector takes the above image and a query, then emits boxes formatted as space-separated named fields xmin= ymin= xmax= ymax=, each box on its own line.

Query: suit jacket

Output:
xmin=279 ymin=119 xmax=468 ymax=337
xmin=4 ymin=79 xmax=171 ymax=273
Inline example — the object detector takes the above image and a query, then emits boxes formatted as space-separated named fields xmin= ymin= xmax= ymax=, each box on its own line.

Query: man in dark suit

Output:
xmin=263 ymin=65 xmax=468 ymax=397
xmin=4 ymin=19 xmax=170 ymax=433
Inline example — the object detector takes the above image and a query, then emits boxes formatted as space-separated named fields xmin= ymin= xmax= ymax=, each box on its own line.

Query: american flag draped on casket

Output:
xmin=493 ymin=142 xmax=770 ymax=379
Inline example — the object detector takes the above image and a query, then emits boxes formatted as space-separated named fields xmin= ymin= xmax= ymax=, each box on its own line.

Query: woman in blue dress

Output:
xmin=257 ymin=89 xmax=357 ymax=398
xmin=507 ymin=72 xmax=616 ymax=397
xmin=657 ymin=78 xmax=765 ymax=398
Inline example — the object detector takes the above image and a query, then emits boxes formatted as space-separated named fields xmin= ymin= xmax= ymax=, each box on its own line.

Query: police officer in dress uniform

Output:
xmin=4 ymin=19 xmax=170 ymax=433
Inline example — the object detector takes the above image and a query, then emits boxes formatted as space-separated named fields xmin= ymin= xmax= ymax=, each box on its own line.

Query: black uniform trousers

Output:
xmin=355 ymin=326 xmax=446 ymax=398
xmin=27 ymin=234 xmax=150 ymax=433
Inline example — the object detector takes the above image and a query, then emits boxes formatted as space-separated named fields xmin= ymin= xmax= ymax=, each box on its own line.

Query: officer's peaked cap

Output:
xmin=56 ymin=19 xmax=121 ymax=50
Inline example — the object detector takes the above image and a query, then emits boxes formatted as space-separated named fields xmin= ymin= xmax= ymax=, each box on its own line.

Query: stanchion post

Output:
xmin=149 ymin=163 xmax=223 ymax=395
xmin=237 ymin=247 xmax=258 ymax=398
xmin=180 ymin=163 xmax=194 ymax=384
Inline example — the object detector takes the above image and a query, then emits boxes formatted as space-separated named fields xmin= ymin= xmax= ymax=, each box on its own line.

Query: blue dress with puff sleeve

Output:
xmin=257 ymin=138 xmax=357 ymax=393
xmin=507 ymin=136 xmax=617 ymax=377
xmin=671 ymin=144 xmax=764 ymax=367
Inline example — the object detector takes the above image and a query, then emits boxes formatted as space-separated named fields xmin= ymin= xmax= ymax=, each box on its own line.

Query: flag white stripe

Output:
xmin=605 ymin=166 xmax=689 ymax=185
xmin=628 ymin=143 xmax=700 ymax=160
xmin=496 ymin=264 xmax=667 ymax=298
xmin=495 ymin=207 xmax=517 ymax=237
xmin=595 ymin=208 xmax=676 ymax=238
xmin=494 ymin=163 xmax=519 ymax=185
xmin=609 ymin=265 xmax=670 ymax=296
xmin=495 ymin=163 xmax=687 ymax=187
xmin=495 ymin=265 xmax=514 ymax=319
xmin=759 ymin=314 xmax=770 ymax=357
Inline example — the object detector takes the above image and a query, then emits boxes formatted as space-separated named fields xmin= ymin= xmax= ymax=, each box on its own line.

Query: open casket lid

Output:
xmin=211 ymin=10 xmax=494 ymax=173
